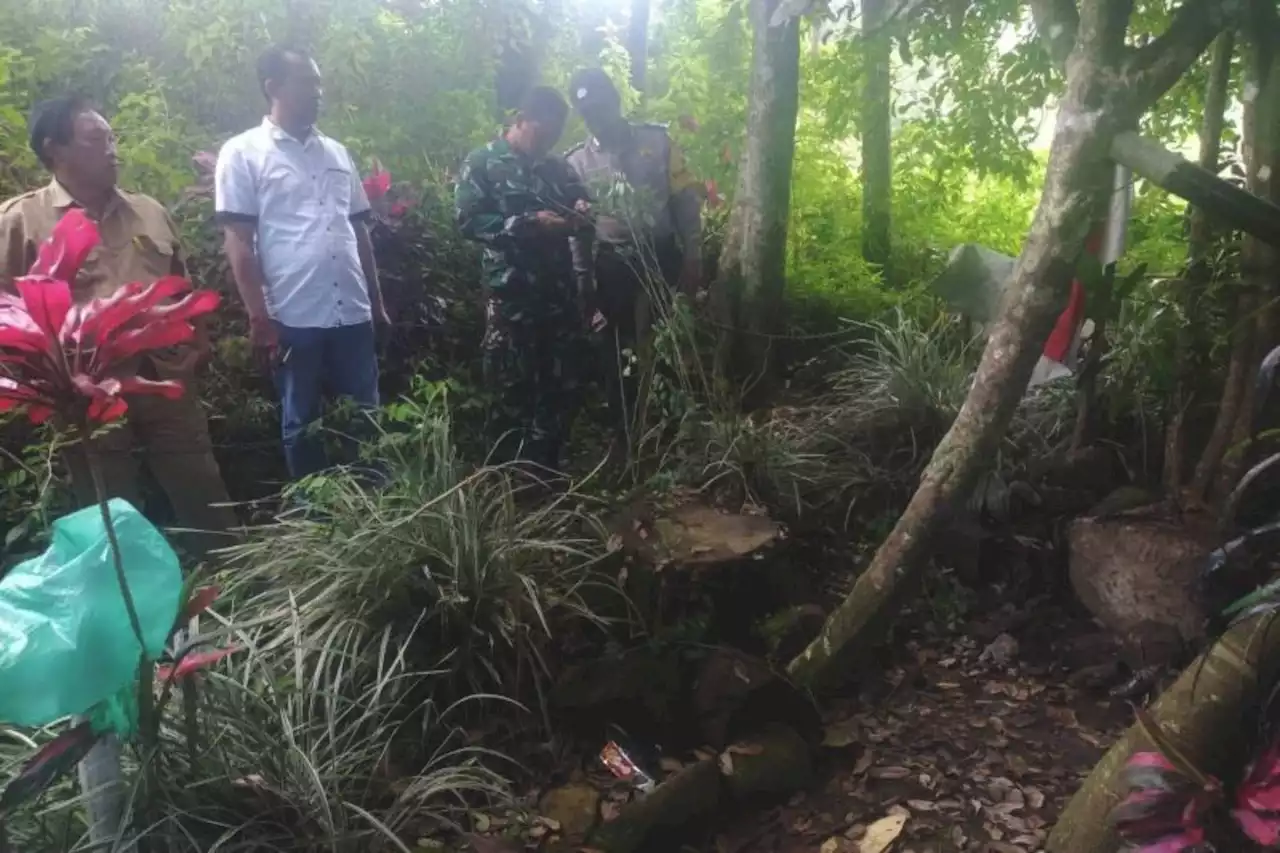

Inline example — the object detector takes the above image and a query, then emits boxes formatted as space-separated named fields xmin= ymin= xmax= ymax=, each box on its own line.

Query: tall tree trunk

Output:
xmin=1190 ymin=288 xmax=1260 ymax=501
xmin=861 ymin=0 xmax=892 ymax=275
xmin=714 ymin=0 xmax=801 ymax=385
xmin=1052 ymin=13 xmax=1278 ymax=849
xmin=787 ymin=0 xmax=1239 ymax=690
xmin=1190 ymin=21 xmax=1278 ymax=505
xmin=628 ymin=0 xmax=650 ymax=93
xmin=1210 ymin=19 xmax=1280 ymax=506
xmin=1165 ymin=31 xmax=1235 ymax=497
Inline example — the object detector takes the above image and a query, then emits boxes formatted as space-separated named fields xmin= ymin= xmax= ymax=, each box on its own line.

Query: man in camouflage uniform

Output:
xmin=455 ymin=86 xmax=597 ymax=472
xmin=565 ymin=68 xmax=704 ymax=439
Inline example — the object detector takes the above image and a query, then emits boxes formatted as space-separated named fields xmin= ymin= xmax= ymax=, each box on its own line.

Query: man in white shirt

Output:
xmin=214 ymin=45 xmax=389 ymax=480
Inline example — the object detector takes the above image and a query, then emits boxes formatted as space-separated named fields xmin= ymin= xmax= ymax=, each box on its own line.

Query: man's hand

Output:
xmin=373 ymin=305 xmax=393 ymax=349
xmin=579 ymin=301 xmax=607 ymax=334
xmin=249 ymin=315 xmax=279 ymax=374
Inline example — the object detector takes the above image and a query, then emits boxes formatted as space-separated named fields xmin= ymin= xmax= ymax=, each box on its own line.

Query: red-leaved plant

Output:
xmin=0 ymin=210 xmax=219 ymax=424
xmin=1112 ymin=752 xmax=1217 ymax=851
xmin=1235 ymin=739 xmax=1280 ymax=846
xmin=0 ymin=209 xmax=230 ymax=833
xmin=1112 ymin=736 xmax=1280 ymax=850
xmin=362 ymin=160 xmax=415 ymax=220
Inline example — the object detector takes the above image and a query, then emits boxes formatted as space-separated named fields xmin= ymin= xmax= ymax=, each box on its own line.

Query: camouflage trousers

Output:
xmin=482 ymin=292 xmax=588 ymax=471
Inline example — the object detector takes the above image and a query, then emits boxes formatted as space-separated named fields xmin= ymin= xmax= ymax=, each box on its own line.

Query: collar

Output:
xmin=47 ymin=179 xmax=76 ymax=209
xmin=46 ymin=179 xmax=124 ymax=217
xmin=493 ymin=135 xmax=542 ymax=166
xmin=262 ymin=116 xmax=322 ymax=147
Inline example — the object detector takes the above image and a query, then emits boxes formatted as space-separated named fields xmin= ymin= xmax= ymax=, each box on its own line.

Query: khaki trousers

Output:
xmin=64 ymin=377 xmax=237 ymax=560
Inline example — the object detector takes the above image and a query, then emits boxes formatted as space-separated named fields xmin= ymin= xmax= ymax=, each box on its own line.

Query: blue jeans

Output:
xmin=274 ymin=321 xmax=380 ymax=480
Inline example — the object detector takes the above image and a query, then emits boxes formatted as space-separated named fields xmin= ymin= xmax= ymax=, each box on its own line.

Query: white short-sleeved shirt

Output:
xmin=215 ymin=118 xmax=372 ymax=329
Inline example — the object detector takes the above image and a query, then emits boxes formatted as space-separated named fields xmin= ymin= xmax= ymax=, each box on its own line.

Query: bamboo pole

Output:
xmin=1048 ymin=612 xmax=1280 ymax=851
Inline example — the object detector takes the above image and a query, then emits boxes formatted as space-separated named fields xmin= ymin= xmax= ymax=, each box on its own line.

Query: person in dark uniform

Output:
xmin=565 ymin=68 xmax=704 ymax=443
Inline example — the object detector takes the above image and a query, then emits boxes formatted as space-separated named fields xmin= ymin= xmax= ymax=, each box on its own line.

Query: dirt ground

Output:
xmin=712 ymin=602 xmax=1131 ymax=853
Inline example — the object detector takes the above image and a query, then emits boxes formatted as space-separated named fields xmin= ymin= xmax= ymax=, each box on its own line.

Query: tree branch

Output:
xmin=1029 ymin=0 xmax=1080 ymax=66
xmin=1125 ymin=0 xmax=1244 ymax=113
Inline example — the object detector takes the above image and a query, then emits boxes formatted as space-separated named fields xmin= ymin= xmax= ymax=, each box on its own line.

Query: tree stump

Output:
xmin=1067 ymin=507 xmax=1215 ymax=665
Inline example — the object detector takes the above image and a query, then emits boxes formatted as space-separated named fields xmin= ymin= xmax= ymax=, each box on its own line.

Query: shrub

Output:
xmin=147 ymin=613 xmax=506 ymax=851
xmin=218 ymin=389 xmax=614 ymax=715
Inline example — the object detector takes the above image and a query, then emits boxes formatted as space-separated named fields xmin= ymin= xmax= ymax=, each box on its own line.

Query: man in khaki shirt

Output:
xmin=0 ymin=96 xmax=236 ymax=557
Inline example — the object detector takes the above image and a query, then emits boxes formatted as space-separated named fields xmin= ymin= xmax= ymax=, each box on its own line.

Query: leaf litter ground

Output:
xmin=711 ymin=600 xmax=1131 ymax=853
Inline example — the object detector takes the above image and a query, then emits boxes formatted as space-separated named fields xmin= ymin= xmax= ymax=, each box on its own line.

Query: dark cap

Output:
xmin=568 ymin=68 xmax=620 ymax=113
xmin=518 ymin=86 xmax=569 ymax=126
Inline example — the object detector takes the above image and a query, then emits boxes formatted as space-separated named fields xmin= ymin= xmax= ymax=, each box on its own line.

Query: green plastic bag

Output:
xmin=0 ymin=499 xmax=181 ymax=728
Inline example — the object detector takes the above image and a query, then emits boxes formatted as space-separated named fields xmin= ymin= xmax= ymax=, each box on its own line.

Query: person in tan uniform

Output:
xmin=0 ymin=96 xmax=236 ymax=557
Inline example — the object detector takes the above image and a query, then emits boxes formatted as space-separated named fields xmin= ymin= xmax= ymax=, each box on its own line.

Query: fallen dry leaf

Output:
xmin=869 ymin=766 xmax=910 ymax=780
xmin=858 ymin=811 xmax=907 ymax=853
xmin=820 ymin=838 xmax=841 ymax=853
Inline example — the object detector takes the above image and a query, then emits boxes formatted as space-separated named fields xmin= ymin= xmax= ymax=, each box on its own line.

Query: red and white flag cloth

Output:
xmin=1029 ymin=165 xmax=1131 ymax=388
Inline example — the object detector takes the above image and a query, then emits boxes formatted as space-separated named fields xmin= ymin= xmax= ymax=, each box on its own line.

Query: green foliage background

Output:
xmin=0 ymin=0 xmax=1210 ymax=304
xmin=0 ymin=0 xmax=1238 ymax=520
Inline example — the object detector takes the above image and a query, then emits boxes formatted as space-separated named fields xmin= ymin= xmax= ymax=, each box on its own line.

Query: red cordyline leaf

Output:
xmin=0 ymin=209 xmax=220 ymax=426
xmin=188 ymin=585 xmax=219 ymax=614
xmin=68 ymin=276 xmax=192 ymax=345
xmin=0 ymin=378 xmax=53 ymax=423
xmin=364 ymin=168 xmax=392 ymax=200
xmin=17 ymin=277 xmax=72 ymax=341
xmin=0 ymin=721 xmax=99 ymax=815
xmin=0 ymin=299 xmax=47 ymax=353
xmin=390 ymin=201 xmax=410 ymax=218
xmin=1111 ymin=752 xmax=1213 ymax=852
xmin=705 ymin=179 xmax=722 ymax=209
xmin=118 ymin=377 xmax=184 ymax=399
xmin=29 ymin=211 xmax=98 ymax=283
xmin=99 ymin=317 xmax=197 ymax=364
xmin=1234 ymin=737 xmax=1280 ymax=845
xmin=181 ymin=585 xmax=221 ymax=622
xmin=156 ymin=646 xmax=242 ymax=683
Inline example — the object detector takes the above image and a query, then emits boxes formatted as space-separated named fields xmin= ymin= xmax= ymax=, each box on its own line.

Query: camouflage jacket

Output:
xmin=565 ymin=122 xmax=701 ymax=251
xmin=455 ymin=136 xmax=593 ymax=298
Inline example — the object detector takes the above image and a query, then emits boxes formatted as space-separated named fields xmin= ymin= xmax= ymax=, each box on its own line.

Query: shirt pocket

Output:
xmin=262 ymin=163 xmax=314 ymax=210
xmin=133 ymin=231 xmax=176 ymax=282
